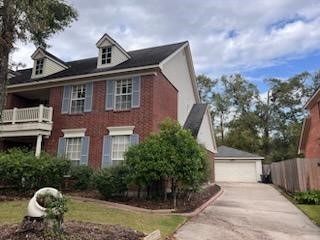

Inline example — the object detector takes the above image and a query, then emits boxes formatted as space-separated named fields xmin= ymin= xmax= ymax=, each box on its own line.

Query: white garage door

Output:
xmin=215 ymin=161 xmax=257 ymax=182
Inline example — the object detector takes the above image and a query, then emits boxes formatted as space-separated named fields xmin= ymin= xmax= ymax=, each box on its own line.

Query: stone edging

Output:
xmin=69 ymin=186 xmax=223 ymax=216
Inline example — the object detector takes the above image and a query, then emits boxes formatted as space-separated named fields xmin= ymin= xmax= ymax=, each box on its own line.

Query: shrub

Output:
xmin=70 ymin=166 xmax=94 ymax=190
xmin=125 ymin=119 xmax=209 ymax=208
xmin=294 ymin=191 xmax=320 ymax=205
xmin=0 ymin=149 xmax=70 ymax=191
xmin=94 ymin=164 xmax=129 ymax=199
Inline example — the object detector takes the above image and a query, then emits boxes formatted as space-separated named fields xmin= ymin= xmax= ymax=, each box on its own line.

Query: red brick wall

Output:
xmin=152 ymin=72 xmax=178 ymax=131
xmin=304 ymin=103 xmax=320 ymax=158
xmin=44 ymin=73 xmax=178 ymax=169
xmin=5 ymin=93 xmax=34 ymax=109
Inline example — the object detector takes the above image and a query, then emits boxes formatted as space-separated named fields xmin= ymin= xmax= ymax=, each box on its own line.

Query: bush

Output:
xmin=0 ymin=149 xmax=71 ymax=191
xmin=294 ymin=191 xmax=320 ymax=205
xmin=70 ymin=166 xmax=94 ymax=190
xmin=94 ymin=164 xmax=129 ymax=199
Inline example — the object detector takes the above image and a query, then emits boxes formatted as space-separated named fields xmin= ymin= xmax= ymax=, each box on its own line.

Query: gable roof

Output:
xmin=216 ymin=146 xmax=264 ymax=159
xmin=9 ymin=41 xmax=187 ymax=86
xmin=304 ymin=86 xmax=320 ymax=109
xmin=96 ymin=33 xmax=131 ymax=59
xmin=31 ymin=47 xmax=67 ymax=67
xmin=183 ymin=104 xmax=207 ymax=137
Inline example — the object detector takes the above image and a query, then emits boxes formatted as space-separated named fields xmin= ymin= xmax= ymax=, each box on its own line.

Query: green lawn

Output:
xmin=297 ymin=204 xmax=320 ymax=226
xmin=0 ymin=199 xmax=186 ymax=238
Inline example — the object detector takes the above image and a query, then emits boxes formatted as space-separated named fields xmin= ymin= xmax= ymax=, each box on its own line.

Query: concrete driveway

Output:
xmin=175 ymin=183 xmax=320 ymax=240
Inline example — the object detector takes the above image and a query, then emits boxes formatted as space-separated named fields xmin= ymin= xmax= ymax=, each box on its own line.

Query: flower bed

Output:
xmin=0 ymin=221 xmax=145 ymax=240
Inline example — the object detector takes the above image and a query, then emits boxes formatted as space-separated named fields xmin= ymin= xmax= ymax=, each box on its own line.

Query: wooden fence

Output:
xmin=271 ymin=158 xmax=320 ymax=192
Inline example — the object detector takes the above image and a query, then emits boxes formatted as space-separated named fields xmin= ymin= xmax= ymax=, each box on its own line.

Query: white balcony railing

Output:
xmin=1 ymin=105 xmax=53 ymax=124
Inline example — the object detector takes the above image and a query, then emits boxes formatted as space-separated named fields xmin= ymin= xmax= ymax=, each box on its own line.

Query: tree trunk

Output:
xmin=0 ymin=45 xmax=9 ymax=120
xmin=220 ymin=112 xmax=224 ymax=143
xmin=172 ymin=178 xmax=177 ymax=209
xmin=0 ymin=0 xmax=14 ymax=120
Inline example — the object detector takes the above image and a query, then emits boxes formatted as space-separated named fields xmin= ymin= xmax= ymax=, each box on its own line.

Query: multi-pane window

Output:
xmin=101 ymin=46 xmax=112 ymax=64
xmin=35 ymin=59 xmax=44 ymax=75
xmin=71 ymin=84 xmax=86 ymax=113
xmin=65 ymin=137 xmax=82 ymax=166
xmin=115 ymin=79 xmax=132 ymax=110
xmin=111 ymin=135 xmax=130 ymax=165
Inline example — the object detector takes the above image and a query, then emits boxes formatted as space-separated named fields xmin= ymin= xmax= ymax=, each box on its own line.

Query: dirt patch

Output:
xmin=70 ymin=184 xmax=221 ymax=212
xmin=0 ymin=221 xmax=145 ymax=240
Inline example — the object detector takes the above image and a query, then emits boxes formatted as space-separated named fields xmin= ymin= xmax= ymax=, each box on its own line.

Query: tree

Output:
xmin=125 ymin=119 xmax=209 ymax=208
xmin=0 ymin=0 xmax=78 ymax=118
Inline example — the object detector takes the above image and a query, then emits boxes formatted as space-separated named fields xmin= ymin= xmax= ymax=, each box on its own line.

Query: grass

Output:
xmin=297 ymin=204 xmax=320 ymax=226
xmin=272 ymin=185 xmax=320 ymax=226
xmin=0 ymin=199 xmax=186 ymax=238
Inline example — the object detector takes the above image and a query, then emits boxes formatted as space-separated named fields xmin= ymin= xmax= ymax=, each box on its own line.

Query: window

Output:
xmin=71 ymin=84 xmax=86 ymax=113
xmin=101 ymin=46 xmax=112 ymax=64
xmin=115 ymin=79 xmax=132 ymax=110
xmin=65 ymin=137 xmax=82 ymax=166
xmin=35 ymin=59 xmax=44 ymax=75
xmin=111 ymin=135 xmax=130 ymax=165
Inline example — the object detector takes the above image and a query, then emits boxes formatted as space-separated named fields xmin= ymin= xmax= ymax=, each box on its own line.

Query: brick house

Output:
xmin=0 ymin=34 xmax=217 ymax=180
xmin=299 ymin=87 xmax=320 ymax=157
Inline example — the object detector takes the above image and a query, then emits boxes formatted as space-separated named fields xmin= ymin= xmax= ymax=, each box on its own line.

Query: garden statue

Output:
xmin=19 ymin=187 xmax=67 ymax=234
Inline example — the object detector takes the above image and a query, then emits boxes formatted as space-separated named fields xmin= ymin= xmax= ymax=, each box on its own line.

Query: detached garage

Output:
xmin=215 ymin=146 xmax=263 ymax=182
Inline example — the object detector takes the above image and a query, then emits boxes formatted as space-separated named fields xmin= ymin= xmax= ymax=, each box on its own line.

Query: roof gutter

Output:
xmin=7 ymin=65 xmax=159 ymax=90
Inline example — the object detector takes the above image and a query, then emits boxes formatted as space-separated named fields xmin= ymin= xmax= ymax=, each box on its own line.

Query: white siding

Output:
xmin=97 ymin=39 xmax=128 ymax=68
xmin=162 ymin=49 xmax=196 ymax=124
xmin=198 ymin=111 xmax=215 ymax=152
xmin=31 ymin=52 xmax=65 ymax=79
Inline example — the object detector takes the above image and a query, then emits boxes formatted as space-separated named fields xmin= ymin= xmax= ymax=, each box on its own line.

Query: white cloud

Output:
xmin=11 ymin=0 xmax=320 ymax=78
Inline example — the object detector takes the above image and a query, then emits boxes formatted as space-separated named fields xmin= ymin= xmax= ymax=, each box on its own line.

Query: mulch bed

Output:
xmin=0 ymin=221 xmax=145 ymax=240
xmin=69 ymin=184 xmax=221 ymax=212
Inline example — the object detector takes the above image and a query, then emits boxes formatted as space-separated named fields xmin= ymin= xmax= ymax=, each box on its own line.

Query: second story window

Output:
xmin=71 ymin=84 xmax=86 ymax=113
xmin=35 ymin=59 xmax=44 ymax=75
xmin=115 ymin=79 xmax=132 ymax=110
xmin=101 ymin=46 xmax=112 ymax=64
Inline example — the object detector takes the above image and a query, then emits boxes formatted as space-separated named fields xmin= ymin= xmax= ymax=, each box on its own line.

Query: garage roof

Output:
xmin=216 ymin=146 xmax=264 ymax=160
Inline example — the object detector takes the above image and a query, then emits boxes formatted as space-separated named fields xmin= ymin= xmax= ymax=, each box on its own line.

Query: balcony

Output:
xmin=0 ymin=105 xmax=53 ymax=138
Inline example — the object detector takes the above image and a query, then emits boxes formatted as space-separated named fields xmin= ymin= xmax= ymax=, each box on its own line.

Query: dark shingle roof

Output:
xmin=216 ymin=146 xmax=263 ymax=159
xmin=40 ymin=47 xmax=67 ymax=66
xmin=9 ymin=41 xmax=187 ymax=85
xmin=183 ymin=104 xmax=207 ymax=137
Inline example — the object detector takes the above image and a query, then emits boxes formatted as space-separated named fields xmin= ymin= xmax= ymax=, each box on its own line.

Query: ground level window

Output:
xmin=111 ymin=135 xmax=130 ymax=165
xmin=65 ymin=137 xmax=82 ymax=166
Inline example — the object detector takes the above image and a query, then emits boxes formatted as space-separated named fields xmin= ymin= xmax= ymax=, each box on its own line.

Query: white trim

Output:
xmin=107 ymin=126 xmax=134 ymax=136
xmin=305 ymin=87 xmax=320 ymax=109
xmin=0 ymin=130 xmax=51 ymax=137
xmin=31 ymin=48 xmax=68 ymax=69
xmin=96 ymin=34 xmax=131 ymax=59
xmin=62 ymin=128 xmax=87 ymax=138
xmin=7 ymin=66 xmax=158 ymax=91
xmin=298 ymin=117 xmax=308 ymax=154
xmin=206 ymin=108 xmax=218 ymax=153
xmin=159 ymin=42 xmax=188 ymax=68
xmin=215 ymin=157 xmax=264 ymax=160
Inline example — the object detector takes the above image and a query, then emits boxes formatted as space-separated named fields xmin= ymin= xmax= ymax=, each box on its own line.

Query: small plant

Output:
xmin=36 ymin=192 xmax=68 ymax=234
xmin=294 ymin=191 xmax=320 ymax=205
xmin=70 ymin=165 xmax=94 ymax=190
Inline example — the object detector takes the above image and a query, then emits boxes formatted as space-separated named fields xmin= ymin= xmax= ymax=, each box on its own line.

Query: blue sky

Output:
xmin=12 ymin=0 xmax=320 ymax=93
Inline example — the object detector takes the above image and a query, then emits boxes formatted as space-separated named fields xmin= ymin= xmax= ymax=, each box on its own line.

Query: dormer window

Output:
xmin=35 ymin=59 xmax=44 ymax=75
xmin=101 ymin=46 xmax=112 ymax=65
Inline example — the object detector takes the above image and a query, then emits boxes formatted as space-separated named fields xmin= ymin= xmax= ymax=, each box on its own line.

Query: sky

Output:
xmin=12 ymin=0 xmax=320 ymax=92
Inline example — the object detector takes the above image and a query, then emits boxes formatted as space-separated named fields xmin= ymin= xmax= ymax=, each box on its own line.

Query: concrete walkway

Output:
xmin=175 ymin=183 xmax=320 ymax=240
